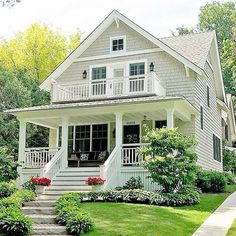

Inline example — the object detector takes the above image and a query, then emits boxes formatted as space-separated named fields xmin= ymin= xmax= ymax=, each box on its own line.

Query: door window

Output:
xmin=123 ymin=125 xmax=140 ymax=144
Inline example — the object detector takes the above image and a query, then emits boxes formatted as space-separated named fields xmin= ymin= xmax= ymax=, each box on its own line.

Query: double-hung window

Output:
xmin=92 ymin=67 xmax=106 ymax=80
xmin=91 ymin=67 xmax=106 ymax=95
xmin=129 ymin=62 xmax=145 ymax=92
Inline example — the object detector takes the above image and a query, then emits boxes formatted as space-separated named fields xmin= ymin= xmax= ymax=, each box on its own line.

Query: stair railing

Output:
xmin=100 ymin=145 xmax=121 ymax=189
xmin=41 ymin=148 xmax=66 ymax=180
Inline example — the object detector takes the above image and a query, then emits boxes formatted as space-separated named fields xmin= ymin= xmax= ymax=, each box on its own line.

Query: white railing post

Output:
xmin=61 ymin=117 xmax=69 ymax=168
xmin=18 ymin=119 xmax=26 ymax=166
xmin=115 ymin=112 xmax=123 ymax=147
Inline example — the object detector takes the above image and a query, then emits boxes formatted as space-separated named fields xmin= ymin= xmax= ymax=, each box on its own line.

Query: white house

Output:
xmin=5 ymin=10 xmax=236 ymax=191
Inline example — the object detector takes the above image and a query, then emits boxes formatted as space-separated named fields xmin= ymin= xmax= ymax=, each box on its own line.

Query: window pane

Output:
xmin=92 ymin=124 xmax=108 ymax=151
xmin=92 ymin=67 xmax=106 ymax=80
xmin=112 ymin=38 xmax=124 ymax=51
xmin=155 ymin=120 xmax=167 ymax=129
xmin=129 ymin=63 xmax=145 ymax=76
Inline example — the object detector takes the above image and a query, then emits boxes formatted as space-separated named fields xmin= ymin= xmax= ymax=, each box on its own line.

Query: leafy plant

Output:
xmin=86 ymin=177 xmax=105 ymax=186
xmin=66 ymin=210 xmax=94 ymax=236
xmin=0 ymin=181 xmax=17 ymax=198
xmin=196 ymin=171 xmax=227 ymax=193
xmin=123 ymin=177 xmax=144 ymax=190
xmin=139 ymin=128 xmax=198 ymax=193
xmin=0 ymin=147 xmax=19 ymax=182
xmin=31 ymin=177 xmax=51 ymax=186
xmin=223 ymin=148 xmax=236 ymax=173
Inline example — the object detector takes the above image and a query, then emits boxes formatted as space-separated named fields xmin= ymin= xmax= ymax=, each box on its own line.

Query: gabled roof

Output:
xmin=40 ymin=9 xmax=206 ymax=91
xmin=160 ymin=31 xmax=215 ymax=70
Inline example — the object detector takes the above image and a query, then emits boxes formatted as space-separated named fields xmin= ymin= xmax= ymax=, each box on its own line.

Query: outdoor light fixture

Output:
xmin=143 ymin=115 xmax=147 ymax=121
xmin=82 ymin=70 xmax=87 ymax=79
xmin=149 ymin=62 xmax=154 ymax=72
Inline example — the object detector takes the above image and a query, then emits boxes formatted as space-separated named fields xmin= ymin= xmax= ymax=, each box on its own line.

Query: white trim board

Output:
xmin=74 ymin=48 xmax=162 ymax=63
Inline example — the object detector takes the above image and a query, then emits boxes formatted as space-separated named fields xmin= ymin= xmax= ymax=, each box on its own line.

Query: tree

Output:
xmin=0 ymin=23 xmax=80 ymax=82
xmin=0 ymin=0 xmax=20 ymax=7
xmin=171 ymin=25 xmax=196 ymax=36
xmin=198 ymin=1 xmax=236 ymax=50
xmin=139 ymin=128 xmax=198 ymax=193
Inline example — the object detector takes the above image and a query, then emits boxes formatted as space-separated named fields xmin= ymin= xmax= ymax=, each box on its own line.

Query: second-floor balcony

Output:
xmin=52 ymin=72 xmax=166 ymax=103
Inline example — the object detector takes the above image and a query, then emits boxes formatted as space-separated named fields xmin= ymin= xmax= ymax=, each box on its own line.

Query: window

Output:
xmin=129 ymin=63 xmax=145 ymax=76
xmin=92 ymin=67 xmax=106 ymax=80
xmin=68 ymin=126 xmax=74 ymax=154
xmin=111 ymin=36 xmax=125 ymax=52
xmin=200 ymin=106 xmax=203 ymax=130
xmin=155 ymin=120 xmax=167 ymax=129
xmin=213 ymin=134 xmax=221 ymax=162
xmin=92 ymin=124 xmax=108 ymax=152
xmin=207 ymin=86 xmax=210 ymax=107
xmin=75 ymin=125 xmax=90 ymax=152
xmin=225 ymin=125 xmax=229 ymax=141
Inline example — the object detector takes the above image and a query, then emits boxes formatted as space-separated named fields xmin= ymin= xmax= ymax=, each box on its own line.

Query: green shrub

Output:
xmin=0 ymin=148 xmax=19 ymax=182
xmin=66 ymin=210 xmax=94 ymax=236
xmin=0 ymin=210 xmax=32 ymax=236
xmin=11 ymin=189 xmax=36 ymax=204
xmin=122 ymin=177 xmax=144 ymax=190
xmin=223 ymin=172 xmax=236 ymax=185
xmin=196 ymin=171 xmax=227 ymax=193
xmin=140 ymin=128 xmax=198 ymax=193
xmin=223 ymin=148 xmax=236 ymax=173
xmin=0 ymin=181 xmax=17 ymax=198
xmin=55 ymin=192 xmax=93 ymax=235
xmin=22 ymin=179 xmax=36 ymax=192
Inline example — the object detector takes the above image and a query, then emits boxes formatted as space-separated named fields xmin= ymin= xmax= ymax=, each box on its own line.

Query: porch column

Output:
xmin=166 ymin=108 xmax=174 ymax=129
xmin=115 ymin=112 xmax=123 ymax=146
xmin=61 ymin=117 xmax=69 ymax=168
xmin=17 ymin=119 xmax=26 ymax=188
xmin=18 ymin=119 xmax=26 ymax=164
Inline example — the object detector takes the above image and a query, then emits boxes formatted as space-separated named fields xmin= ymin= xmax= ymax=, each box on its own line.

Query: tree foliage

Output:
xmin=0 ymin=0 xmax=20 ymax=7
xmin=223 ymin=147 xmax=236 ymax=173
xmin=139 ymin=128 xmax=198 ymax=193
xmin=0 ymin=23 xmax=80 ymax=82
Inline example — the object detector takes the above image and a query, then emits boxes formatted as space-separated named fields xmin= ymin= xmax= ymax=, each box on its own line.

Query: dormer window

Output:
xmin=110 ymin=36 xmax=126 ymax=53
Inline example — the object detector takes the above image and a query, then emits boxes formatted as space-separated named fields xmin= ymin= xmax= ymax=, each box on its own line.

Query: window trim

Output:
xmin=110 ymin=35 xmax=126 ymax=54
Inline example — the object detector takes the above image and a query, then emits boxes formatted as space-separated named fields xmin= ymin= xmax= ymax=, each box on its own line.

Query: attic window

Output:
xmin=110 ymin=36 xmax=126 ymax=53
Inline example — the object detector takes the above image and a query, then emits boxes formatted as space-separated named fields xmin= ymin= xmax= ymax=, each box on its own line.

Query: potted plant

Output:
xmin=86 ymin=177 xmax=105 ymax=191
xmin=31 ymin=177 xmax=51 ymax=194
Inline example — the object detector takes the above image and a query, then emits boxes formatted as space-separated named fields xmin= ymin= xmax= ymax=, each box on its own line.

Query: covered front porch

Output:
xmin=8 ymin=96 xmax=197 ymax=188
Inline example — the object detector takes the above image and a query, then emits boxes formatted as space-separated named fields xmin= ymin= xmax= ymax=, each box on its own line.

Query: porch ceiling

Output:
xmin=5 ymin=96 xmax=198 ymax=128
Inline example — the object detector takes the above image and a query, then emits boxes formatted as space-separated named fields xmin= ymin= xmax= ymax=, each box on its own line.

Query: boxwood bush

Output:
xmin=196 ymin=171 xmax=227 ymax=193
xmin=0 ymin=189 xmax=35 ymax=236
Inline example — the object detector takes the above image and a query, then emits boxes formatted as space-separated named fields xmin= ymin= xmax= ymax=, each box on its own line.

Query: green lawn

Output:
xmin=227 ymin=219 xmax=236 ymax=236
xmin=82 ymin=186 xmax=236 ymax=236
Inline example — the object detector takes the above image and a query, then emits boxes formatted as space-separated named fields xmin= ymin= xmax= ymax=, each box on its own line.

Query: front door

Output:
xmin=123 ymin=125 xmax=140 ymax=144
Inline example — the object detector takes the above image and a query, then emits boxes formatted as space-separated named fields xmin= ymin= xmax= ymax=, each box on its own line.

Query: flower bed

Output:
xmin=31 ymin=177 xmax=51 ymax=186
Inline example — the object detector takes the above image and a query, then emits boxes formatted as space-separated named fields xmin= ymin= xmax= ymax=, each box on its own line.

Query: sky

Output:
xmin=0 ymin=0 xmax=231 ymax=40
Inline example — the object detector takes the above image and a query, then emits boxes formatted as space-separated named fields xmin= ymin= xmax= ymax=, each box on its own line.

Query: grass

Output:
xmin=82 ymin=186 xmax=236 ymax=236
xmin=227 ymin=219 xmax=236 ymax=236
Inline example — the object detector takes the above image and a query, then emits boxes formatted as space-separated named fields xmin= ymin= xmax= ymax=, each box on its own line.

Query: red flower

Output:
xmin=86 ymin=177 xmax=105 ymax=186
xmin=31 ymin=177 xmax=51 ymax=186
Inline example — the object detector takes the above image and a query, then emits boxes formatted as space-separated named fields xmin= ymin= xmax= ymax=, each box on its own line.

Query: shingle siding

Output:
xmin=80 ymin=21 xmax=157 ymax=58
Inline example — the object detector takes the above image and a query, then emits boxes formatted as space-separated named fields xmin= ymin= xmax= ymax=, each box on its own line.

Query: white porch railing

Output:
xmin=121 ymin=143 xmax=147 ymax=166
xmin=25 ymin=147 xmax=60 ymax=168
xmin=41 ymin=148 xmax=66 ymax=180
xmin=53 ymin=73 xmax=166 ymax=103
xmin=100 ymin=146 xmax=121 ymax=189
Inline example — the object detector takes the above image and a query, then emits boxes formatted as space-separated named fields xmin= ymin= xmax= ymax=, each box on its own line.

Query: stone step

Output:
xmin=22 ymin=207 xmax=55 ymax=215
xmin=26 ymin=214 xmax=56 ymax=224
xmin=63 ymin=167 xmax=99 ymax=172
xmin=56 ymin=172 xmax=100 ymax=177
xmin=32 ymin=224 xmax=68 ymax=235
xmin=46 ymin=185 xmax=91 ymax=191
xmin=54 ymin=176 xmax=90 ymax=181
xmin=44 ymin=190 xmax=90 ymax=195
xmin=36 ymin=195 xmax=62 ymax=200
xmin=52 ymin=180 xmax=86 ymax=186
xmin=24 ymin=200 xmax=55 ymax=207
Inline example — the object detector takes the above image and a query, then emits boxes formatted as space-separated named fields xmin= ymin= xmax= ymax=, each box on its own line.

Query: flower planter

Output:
xmin=35 ymin=185 xmax=45 ymax=194
xmin=92 ymin=185 xmax=103 ymax=191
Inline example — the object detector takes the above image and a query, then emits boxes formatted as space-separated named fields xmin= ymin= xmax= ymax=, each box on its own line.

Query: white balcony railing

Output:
xmin=25 ymin=147 xmax=60 ymax=168
xmin=52 ymin=72 xmax=165 ymax=103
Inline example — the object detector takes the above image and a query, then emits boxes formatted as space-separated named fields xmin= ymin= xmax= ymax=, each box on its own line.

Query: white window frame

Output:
xmin=213 ymin=133 xmax=222 ymax=163
xmin=110 ymin=35 xmax=126 ymax=54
